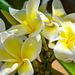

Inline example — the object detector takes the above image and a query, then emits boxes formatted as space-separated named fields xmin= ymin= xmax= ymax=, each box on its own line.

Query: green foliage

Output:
xmin=58 ymin=60 xmax=75 ymax=75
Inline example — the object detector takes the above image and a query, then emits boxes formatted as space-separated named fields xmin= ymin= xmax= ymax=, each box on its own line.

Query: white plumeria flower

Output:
xmin=8 ymin=0 xmax=44 ymax=37
xmin=52 ymin=0 xmax=75 ymax=27
xmin=0 ymin=33 xmax=42 ymax=75
xmin=52 ymin=19 xmax=75 ymax=63
xmin=48 ymin=0 xmax=75 ymax=49
xmin=38 ymin=0 xmax=59 ymax=49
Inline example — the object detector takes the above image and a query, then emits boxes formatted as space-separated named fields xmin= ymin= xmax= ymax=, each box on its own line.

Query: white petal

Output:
xmin=0 ymin=31 xmax=11 ymax=43
xmin=0 ymin=19 xmax=6 ymax=32
xmin=26 ymin=0 xmax=40 ymax=24
xmin=52 ymin=0 xmax=66 ymax=17
xmin=3 ymin=35 xmax=23 ymax=60
xmin=0 ymin=43 xmax=18 ymax=62
xmin=54 ymin=42 xmax=74 ymax=62
xmin=39 ymin=0 xmax=49 ymax=13
xmin=22 ymin=1 xmax=28 ymax=9
xmin=0 ymin=62 xmax=21 ymax=75
xmin=21 ymin=34 xmax=42 ymax=61
xmin=48 ymin=42 xmax=55 ymax=49
xmin=9 ymin=8 xmax=27 ymax=24
xmin=42 ymin=21 xmax=59 ymax=40
xmin=8 ymin=25 xmax=32 ymax=36
xmin=29 ymin=18 xmax=44 ymax=37
xmin=64 ymin=13 xmax=75 ymax=22
xmin=38 ymin=11 xmax=50 ymax=23
xmin=18 ymin=59 xmax=34 ymax=75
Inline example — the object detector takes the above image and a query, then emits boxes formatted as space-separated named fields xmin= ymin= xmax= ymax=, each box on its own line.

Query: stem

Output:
xmin=40 ymin=32 xmax=48 ymax=51
xmin=0 ymin=0 xmax=12 ymax=12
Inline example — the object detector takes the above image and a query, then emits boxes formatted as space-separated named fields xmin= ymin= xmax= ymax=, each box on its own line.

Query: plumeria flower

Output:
xmin=7 ymin=0 xmax=44 ymax=37
xmin=48 ymin=0 xmax=75 ymax=48
xmin=52 ymin=0 xmax=75 ymax=26
xmin=0 ymin=33 xmax=42 ymax=75
xmin=38 ymin=0 xmax=59 ymax=49
xmin=51 ymin=19 xmax=75 ymax=63
xmin=52 ymin=0 xmax=66 ymax=26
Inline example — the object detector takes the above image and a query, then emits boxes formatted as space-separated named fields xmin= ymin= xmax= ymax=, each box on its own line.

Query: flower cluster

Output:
xmin=0 ymin=0 xmax=75 ymax=75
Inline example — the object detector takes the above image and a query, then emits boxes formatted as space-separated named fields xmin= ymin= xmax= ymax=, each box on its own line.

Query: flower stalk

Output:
xmin=40 ymin=32 xmax=48 ymax=51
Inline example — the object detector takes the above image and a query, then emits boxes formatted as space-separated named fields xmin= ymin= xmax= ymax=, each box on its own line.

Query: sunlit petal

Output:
xmin=0 ymin=44 xmax=18 ymax=62
xmin=21 ymin=34 xmax=42 ymax=61
xmin=26 ymin=0 xmax=40 ymax=24
xmin=42 ymin=22 xmax=59 ymax=40
xmin=64 ymin=13 xmax=75 ymax=23
xmin=52 ymin=0 xmax=66 ymax=17
xmin=18 ymin=59 xmax=34 ymax=75
xmin=59 ymin=20 xmax=75 ymax=38
xmin=45 ymin=13 xmax=52 ymax=22
xmin=8 ymin=25 xmax=32 ymax=36
xmin=52 ymin=15 xmax=62 ymax=26
xmin=0 ymin=62 xmax=21 ymax=75
xmin=54 ymin=42 xmax=74 ymax=62
xmin=38 ymin=11 xmax=50 ymax=23
xmin=3 ymin=36 xmax=23 ymax=60
xmin=9 ymin=8 xmax=27 ymax=24
xmin=29 ymin=18 xmax=44 ymax=37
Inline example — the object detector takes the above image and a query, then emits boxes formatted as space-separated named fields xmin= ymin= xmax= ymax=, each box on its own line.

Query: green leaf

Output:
xmin=58 ymin=60 xmax=75 ymax=75
xmin=0 ymin=0 xmax=12 ymax=12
